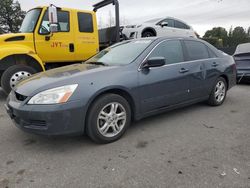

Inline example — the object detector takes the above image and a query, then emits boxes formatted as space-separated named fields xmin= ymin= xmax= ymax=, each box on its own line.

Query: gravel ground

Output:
xmin=0 ymin=85 xmax=249 ymax=188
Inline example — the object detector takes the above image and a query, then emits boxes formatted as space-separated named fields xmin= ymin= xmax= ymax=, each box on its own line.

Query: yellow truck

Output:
xmin=0 ymin=0 xmax=120 ymax=94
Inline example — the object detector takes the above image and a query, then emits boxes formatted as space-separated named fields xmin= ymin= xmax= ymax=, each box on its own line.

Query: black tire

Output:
xmin=207 ymin=77 xmax=227 ymax=106
xmin=1 ymin=65 xmax=37 ymax=94
xmin=86 ymin=94 xmax=131 ymax=144
xmin=142 ymin=31 xmax=154 ymax=38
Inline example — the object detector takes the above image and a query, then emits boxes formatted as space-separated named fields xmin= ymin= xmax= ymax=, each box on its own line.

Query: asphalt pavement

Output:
xmin=0 ymin=85 xmax=249 ymax=188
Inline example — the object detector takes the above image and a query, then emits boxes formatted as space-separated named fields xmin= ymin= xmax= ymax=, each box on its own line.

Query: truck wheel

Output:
xmin=142 ymin=31 xmax=154 ymax=38
xmin=1 ymin=65 xmax=37 ymax=94
xmin=86 ymin=94 xmax=131 ymax=144
xmin=207 ymin=77 xmax=227 ymax=106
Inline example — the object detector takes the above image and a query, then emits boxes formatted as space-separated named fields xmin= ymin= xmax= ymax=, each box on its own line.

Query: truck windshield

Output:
xmin=85 ymin=40 xmax=152 ymax=66
xmin=19 ymin=8 xmax=41 ymax=33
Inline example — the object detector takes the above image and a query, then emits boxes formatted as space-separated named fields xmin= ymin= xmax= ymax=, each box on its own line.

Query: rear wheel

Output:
xmin=1 ymin=65 xmax=37 ymax=94
xmin=86 ymin=94 xmax=131 ymax=144
xmin=207 ymin=77 xmax=227 ymax=106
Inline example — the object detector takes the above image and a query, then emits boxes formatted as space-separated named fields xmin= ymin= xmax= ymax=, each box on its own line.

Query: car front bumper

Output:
xmin=5 ymin=94 xmax=86 ymax=136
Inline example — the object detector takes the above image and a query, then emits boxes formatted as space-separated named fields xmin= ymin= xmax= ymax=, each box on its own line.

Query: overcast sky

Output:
xmin=18 ymin=0 xmax=250 ymax=36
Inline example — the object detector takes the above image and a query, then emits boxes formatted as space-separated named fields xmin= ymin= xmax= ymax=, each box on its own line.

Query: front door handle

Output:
xmin=69 ymin=43 xmax=74 ymax=52
xmin=179 ymin=68 xmax=189 ymax=73
xmin=212 ymin=62 xmax=219 ymax=67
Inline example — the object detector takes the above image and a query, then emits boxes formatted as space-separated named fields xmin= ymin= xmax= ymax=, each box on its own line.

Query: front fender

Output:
xmin=0 ymin=44 xmax=45 ymax=71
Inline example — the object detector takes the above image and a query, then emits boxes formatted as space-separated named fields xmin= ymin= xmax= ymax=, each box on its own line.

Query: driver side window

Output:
xmin=149 ymin=40 xmax=184 ymax=64
xmin=158 ymin=19 xmax=174 ymax=28
xmin=39 ymin=10 xmax=70 ymax=34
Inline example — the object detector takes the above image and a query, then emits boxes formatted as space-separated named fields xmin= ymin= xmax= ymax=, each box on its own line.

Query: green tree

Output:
xmin=247 ymin=27 xmax=250 ymax=36
xmin=0 ymin=27 xmax=4 ymax=34
xmin=203 ymin=27 xmax=228 ymax=47
xmin=228 ymin=26 xmax=248 ymax=47
xmin=0 ymin=0 xmax=25 ymax=33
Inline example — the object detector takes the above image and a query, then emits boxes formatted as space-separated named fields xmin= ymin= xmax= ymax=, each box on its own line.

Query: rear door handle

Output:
xmin=69 ymin=43 xmax=74 ymax=52
xmin=179 ymin=68 xmax=189 ymax=73
xmin=212 ymin=62 xmax=219 ymax=67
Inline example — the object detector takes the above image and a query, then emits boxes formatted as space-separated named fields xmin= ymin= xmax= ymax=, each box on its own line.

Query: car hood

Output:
xmin=15 ymin=63 xmax=118 ymax=96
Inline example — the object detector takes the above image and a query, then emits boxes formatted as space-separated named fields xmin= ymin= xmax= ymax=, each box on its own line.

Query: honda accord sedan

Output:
xmin=5 ymin=37 xmax=236 ymax=144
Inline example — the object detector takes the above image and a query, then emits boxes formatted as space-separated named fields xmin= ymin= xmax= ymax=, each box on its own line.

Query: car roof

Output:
xmin=144 ymin=36 xmax=201 ymax=42
xmin=126 ymin=36 xmax=204 ymax=43
xmin=145 ymin=17 xmax=192 ymax=28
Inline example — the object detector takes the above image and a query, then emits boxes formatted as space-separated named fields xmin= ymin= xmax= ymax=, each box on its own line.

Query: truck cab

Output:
xmin=0 ymin=6 xmax=99 ymax=93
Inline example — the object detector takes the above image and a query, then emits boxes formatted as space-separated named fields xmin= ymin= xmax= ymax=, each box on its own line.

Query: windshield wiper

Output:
xmin=86 ymin=62 xmax=108 ymax=66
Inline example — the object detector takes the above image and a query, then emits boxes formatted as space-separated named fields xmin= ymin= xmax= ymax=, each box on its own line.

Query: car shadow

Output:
xmin=130 ymin=102 xmax=205 ymax=130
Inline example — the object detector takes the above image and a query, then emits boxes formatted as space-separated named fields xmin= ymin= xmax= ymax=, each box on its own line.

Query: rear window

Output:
xmin=78 ymin=12 xmax=93 ymax=33
xmin=184 ymin=41 xmax=209 ymax=61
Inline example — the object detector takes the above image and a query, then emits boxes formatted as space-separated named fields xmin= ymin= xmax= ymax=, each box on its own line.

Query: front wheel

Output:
xmin=207 ymin=77 xmax=227 ymax=106
xmin=86 ymin=94 xmax=131 ymax=144
xmin=142 ymin=31 xmax=154 ymax=38
xmin=1 ymin=65 xmax=37 ymax=94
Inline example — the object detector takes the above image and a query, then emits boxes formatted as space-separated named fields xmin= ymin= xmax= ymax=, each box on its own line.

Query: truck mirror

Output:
xmin=48 ymin=5 xmax=58 ymax=33
xmin=49 ymin=24 xmax=58 ymax=33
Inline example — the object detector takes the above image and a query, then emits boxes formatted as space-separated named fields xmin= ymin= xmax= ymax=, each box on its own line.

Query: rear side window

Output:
xmin=175 ymin=20 xmax=190 ymax=29
xmin=149 ymin=40 xmax=184 ymax=64
xmin=78 ymin=12 xmax=93 ymax=33
xmin=207 ymin=47 xmax=217 ymax=58
xmin=184 ymin=41 xmax=209 ymax=61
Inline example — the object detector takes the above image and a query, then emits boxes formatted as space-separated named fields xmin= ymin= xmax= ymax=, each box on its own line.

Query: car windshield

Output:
xmin=85 ymin=40 xmax=152 ymax=66
xmin=19 ymin=8 xmax=41 ymax=33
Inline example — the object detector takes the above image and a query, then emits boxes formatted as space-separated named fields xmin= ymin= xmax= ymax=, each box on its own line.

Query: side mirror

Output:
xmin=48 ymin=5 xmax=58 ymax=33
xmin=49 ymin=23 xmax=58 ymax=33
xmin=143 ymin=57 xmax=166 ymax=69
xmin=160 ymin=21 xmax=168 ymax=27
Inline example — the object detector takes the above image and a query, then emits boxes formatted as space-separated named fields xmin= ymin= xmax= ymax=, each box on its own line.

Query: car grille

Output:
xmin=15 ymin=92 xmax=27 ymax=101
xmin=29 ymin=120 xmax=47 ymax=127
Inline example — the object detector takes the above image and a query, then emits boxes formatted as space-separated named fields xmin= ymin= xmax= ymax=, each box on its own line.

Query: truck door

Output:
xmin=35 ymin=8 xmax=75 ymax=62
xmin=73 ymin=11 xmax=99 ymax=61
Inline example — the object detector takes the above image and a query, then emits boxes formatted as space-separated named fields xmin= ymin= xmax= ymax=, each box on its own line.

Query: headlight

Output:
xmin=28 ymin=84 xmax=78 ymax=105
xmin=137 ymin=25 xmax=142 ymax=28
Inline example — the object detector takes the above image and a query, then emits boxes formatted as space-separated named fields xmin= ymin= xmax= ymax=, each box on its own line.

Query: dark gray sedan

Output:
xmin=5 ymin=37 xmax=236 ymax=144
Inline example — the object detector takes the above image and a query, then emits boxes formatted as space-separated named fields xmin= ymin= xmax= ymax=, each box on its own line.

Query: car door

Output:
xmin=138 ymin=40 xmax=190 ymax=113
xmin=35 ymin=8 xmax=75 ymax=62
xmin=204 ymin=46 xmax=222 ymax=92
xmin=156 ymin=19 xmax=176 ymax=37
xmin=73 ymin=11 xmax=99 ymax=61
xmin=182 ymin=40 xmax=212 ymax=99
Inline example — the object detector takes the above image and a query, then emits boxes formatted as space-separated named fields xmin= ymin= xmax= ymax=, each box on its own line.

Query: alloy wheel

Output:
xmin=97 ymin=102 xmax=127 ymax=138
xmin=214 ymin=81 xmax=226 ymax=103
